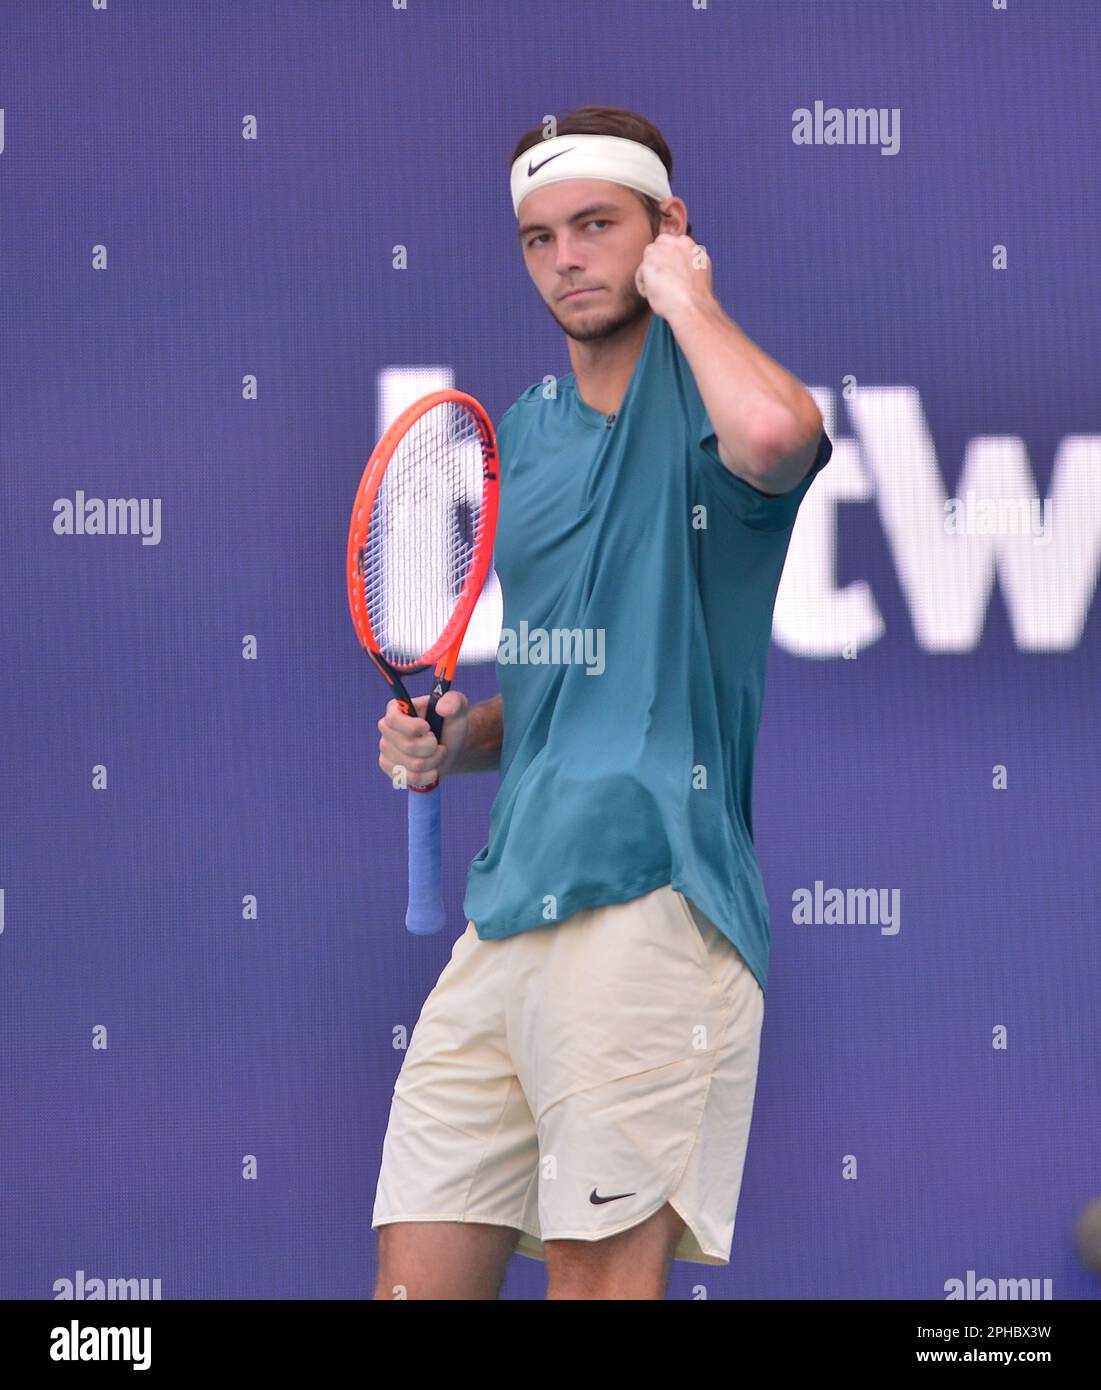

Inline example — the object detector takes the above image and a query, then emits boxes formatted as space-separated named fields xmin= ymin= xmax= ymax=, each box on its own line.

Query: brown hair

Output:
xmin=509 ymin=105 xmax=692 ymax=239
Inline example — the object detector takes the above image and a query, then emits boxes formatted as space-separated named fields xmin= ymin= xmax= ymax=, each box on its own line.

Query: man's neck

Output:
xmin=567 ymin=309 xmax=652 ymax=416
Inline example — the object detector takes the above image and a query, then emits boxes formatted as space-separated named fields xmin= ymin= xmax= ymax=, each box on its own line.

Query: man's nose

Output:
xmin=553 ymin=232 xmax=584 ymax=270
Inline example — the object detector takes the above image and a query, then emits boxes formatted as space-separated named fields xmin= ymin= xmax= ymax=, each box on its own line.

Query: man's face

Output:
xmin=517 ymin=179 xmax=654 ymax=343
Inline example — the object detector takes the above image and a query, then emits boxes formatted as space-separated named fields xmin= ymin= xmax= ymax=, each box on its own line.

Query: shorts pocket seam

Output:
xmin=668 ymin=886 xmax=720 ymax=987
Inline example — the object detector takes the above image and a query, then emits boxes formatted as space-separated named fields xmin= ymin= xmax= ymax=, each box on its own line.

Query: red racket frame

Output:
xmin=346 ymin=389 xmax=499 ymax=793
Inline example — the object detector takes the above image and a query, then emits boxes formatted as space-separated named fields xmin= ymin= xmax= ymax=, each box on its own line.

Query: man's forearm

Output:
xmin=452 ymin=693 xmax=503 ymax=773
xmin=667 ymin=295 xmax=822 ymax=491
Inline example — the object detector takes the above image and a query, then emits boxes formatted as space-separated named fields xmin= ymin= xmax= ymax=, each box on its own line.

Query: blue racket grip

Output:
xmin=405 ymin=783 xmax=445 ymax=934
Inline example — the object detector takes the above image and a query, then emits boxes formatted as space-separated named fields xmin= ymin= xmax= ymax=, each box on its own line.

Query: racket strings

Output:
xmin=360 ymin=402 xmax=489 ymax=666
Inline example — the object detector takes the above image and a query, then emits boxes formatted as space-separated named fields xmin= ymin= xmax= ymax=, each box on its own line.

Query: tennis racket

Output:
xmin=347 ymin=389 xmax=499 ymax=935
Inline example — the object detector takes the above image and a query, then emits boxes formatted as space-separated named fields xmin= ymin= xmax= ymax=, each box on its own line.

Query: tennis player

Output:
xmin=372 ymin=105 xmax=832 ymax=1300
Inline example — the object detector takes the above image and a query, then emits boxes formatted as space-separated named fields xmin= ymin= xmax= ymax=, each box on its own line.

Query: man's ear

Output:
xmin=659 ymin=197 xmax=690 ymax=236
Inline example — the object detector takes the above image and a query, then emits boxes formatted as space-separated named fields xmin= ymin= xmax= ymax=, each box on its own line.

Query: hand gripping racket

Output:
xmin=347 ymin=389 xmax=499 ymax=934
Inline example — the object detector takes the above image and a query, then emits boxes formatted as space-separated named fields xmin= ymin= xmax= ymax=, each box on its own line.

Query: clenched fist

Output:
xmin=377 ymin=690 xmax=470 ymax=789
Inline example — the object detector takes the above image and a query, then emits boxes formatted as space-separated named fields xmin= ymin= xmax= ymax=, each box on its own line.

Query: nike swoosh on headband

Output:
xmin=528 ymin=148 xmax=574 ymax=177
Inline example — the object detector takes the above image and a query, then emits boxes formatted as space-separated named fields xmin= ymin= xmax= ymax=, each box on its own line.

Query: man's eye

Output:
xmin=527 ymin=221 xmax=608 ymax=249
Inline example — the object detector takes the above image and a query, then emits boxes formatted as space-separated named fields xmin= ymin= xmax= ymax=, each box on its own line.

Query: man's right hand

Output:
xmin=377 ymin=690 xmax=470 ymax=789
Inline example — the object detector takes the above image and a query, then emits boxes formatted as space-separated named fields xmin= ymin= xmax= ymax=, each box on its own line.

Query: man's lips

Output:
xmin=560 ymin=287 xmax=602 ymax=300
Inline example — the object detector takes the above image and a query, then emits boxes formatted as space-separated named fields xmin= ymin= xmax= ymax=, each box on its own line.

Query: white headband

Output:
xmin=511 ymin=133 xmax=673 ymax=218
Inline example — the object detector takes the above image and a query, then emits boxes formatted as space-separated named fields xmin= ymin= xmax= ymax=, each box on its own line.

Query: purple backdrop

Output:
xmin=1 ymin=0 xmax=1098 ymax=1300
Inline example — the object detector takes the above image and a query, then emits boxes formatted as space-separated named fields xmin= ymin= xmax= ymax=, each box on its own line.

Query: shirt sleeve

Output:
xmin=495 ymin=403 xmax=518 ymax=470
xmin=696 ymin=417 xmax=833 ymax=533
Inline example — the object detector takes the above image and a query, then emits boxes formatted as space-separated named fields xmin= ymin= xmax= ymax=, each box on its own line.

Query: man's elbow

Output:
xmin=737 ymin=406 xmax=825 ymax=495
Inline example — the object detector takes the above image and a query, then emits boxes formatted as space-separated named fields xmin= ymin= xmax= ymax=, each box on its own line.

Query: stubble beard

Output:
xmin=547 ymin=280 xmax=651 ymax=344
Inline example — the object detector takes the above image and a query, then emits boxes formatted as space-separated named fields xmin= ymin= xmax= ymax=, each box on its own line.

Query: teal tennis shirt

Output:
xmin=463 ymin=311 xmax=831 ymax=993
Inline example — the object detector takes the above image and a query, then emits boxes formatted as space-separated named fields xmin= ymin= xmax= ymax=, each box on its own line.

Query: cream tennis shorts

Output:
xmin=371 ymin=883 xmax=765 ymax=1265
